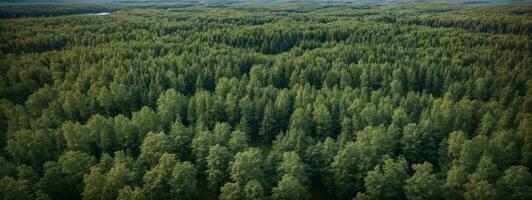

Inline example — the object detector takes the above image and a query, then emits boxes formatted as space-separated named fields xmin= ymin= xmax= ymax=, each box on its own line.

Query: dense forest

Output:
xmin=1 ymin=2 xmax=532 ymax=200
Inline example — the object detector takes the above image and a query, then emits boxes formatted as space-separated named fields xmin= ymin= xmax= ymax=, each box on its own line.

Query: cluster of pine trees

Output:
xmin=0 ymin=2 xmax=531 ymax=200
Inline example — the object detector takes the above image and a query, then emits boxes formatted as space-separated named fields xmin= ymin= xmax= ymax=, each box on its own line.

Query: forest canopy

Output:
xmin=0 ymin=1 xmax=531 ymax=200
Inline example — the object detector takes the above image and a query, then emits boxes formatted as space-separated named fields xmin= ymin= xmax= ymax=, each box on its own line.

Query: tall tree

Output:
xmin=259 ymin=101 xmax=276 ymax=143
xmin=313 ymin=104 xmax=333 ymax=139
xmin=168 ymin=119 xmax=193 ymax=161
xmin=206 ymin=144 xmax=232 ymax=191
xmin=156 ymin=89 xmax=187 ymax=130
xmin=86 ymin=114 xmax=115 ymax=155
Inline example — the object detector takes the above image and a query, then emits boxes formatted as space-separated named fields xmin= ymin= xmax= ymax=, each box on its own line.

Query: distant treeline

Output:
xmin=0 ymin=4 xmax=119 ymax=18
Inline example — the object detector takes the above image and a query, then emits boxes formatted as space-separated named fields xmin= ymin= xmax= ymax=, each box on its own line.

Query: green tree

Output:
xmin=356 ymin=157 xmax=409 ymax=200
xmin=447 ymin=131 xmax=467 ymax=162
xmin=131 ymin=106 xmax=161 ymax=141
xmin=259 ymin=101 xmax=276 ymax=143
xmin=102 ymin=161 xmax=134 ymax=200
xmin=274 ymin=89 xmax=291 ymax=131
xmin=464 ymin=180 xmax=496 ymax=200
xmin=401 ymin=123 xmax=439 ymax=164
xmin=116 ymin=186 xmax=144 ymax=200
xmin=405 ymin=162 xmax=442 ymax=200
xmin=219 ymin=182 xmax=243 ymax=200
xmin=243 ymin=179 xmax=265 ymax=200
xmin=62 ymin=121 xmax=98 ymax=155
xmin=82 ymin=167 xmax=105 ymax=200
xmin=391 ymin=108 xmax=409 ymax=129
xmin=39 ymin=151 xmax=96 ymax=200
xmin=213 ymin=122 xmax=232 ymax=145
xmin=289 ymin=108 xmax=313 ymax=134
xmin=225 ymin=94 xmax=240 ymax=127
xmin=305 ymin=137 xmax=337 ymax=187
xmin=444 ymin=164 xmax=468 ymax=200
xmin=239 ymin=96 xmax=257 ymax=138
xmin=84 ymin=152 xmax=136 ymax=200
xmin=278 ymin=151 xmax=308 ymax=184
xmin=230 ymin=148 xmax=264 ymax=185
xmin=170 ymin=161 xmax=197 ymax=199
xmin=206 ymin=144 xmax=232 ymax=191
xmin=86 ymin=114 xmax=115 ymax=155
xmin=489 ymin=130 xmax=520 ymax=169
xmin=138 ymin=131 xmax=172 ymax=169
xmin=157 ymin=89 xmax=187 ymax=130
xmin=114 ymin=115 xmax=139 ymax=154
xmin=7 ymin=129 xmax=57 ymax=169
xmin=496 ymin=166 xmax=532 ymax=200
xmin=464 ymin=155 xmax=499 ymax=200
xmin=271 ymin=174 xmax=310 ymax=200
xmin=0 ymin=176 xmax=33 ymax=200
xmin=191 ymin=129 xmax=215 ymax=171
xmin=96 ymin=86 xmax=114 ymax=114
xmin=331 ymin=125 xmax=395 ymax=198
xmin=313 ymin=104 xmax=333 ymax=139
xmin=168 ymin=119 xmax=193 ymax=160
xmin=141 ymin=153 xmax=176 ymax=200
xmin=227 ymin=130 xmax=249 ymax=154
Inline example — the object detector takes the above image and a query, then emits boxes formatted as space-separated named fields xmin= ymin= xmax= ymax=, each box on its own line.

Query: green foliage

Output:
xmin=170 ymin=161 xmax=197 ymax=199
xmin=219 ymin=182 xmax=243 ymax=200
xmin=7 ymin=129 xmax=57 ymax=169
xmin=0 ymin=2 xmax=530 ymax=200
xmin=313 ymin=104 xmax=333 ymax=139
xmin=496 ymin=166 xmax=532 ymax=200
xmin=444 ymin=164 xmax=468 ymax=200
xmin=0 ymin=176 xmax=33 ymax=200
xmin=331 ymin=125 xmax=396 ymax=197
xmin=138 ymin=131 xmax=172 ymax=169
xmin=141 ymin=153 xmax=197 ymax=200
xmin=355 ymin=157 xmax=409 ymax=200
xmin=243 ymin=179 xmax=265 ymax=200
xmin=228 ymin=130 xmax=250 ymax=154
xmin=157 ymin=89 xmax=187 ymax=130
xmin=230 ymin=148 xmax=264 ymax=185
xmin=206 ymin=145 xmax=232 ymax=191
xmin=405 ymin=162 xmax=442 ymax=200
xmin=271 ymin=174 xmax=310 ymax=200
xmin=168 ymin=119 xmax=193 ymax=160
xmin=39 ymin=151 xmax=96 ymax=200
xmin=277 ymin=151 xmax=308 ymax=184
xmin=82 ymin=153 xmax=134 ymax=200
